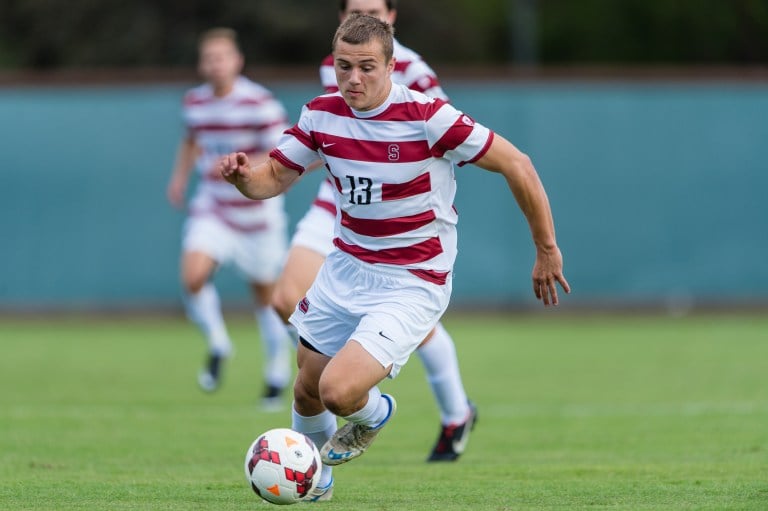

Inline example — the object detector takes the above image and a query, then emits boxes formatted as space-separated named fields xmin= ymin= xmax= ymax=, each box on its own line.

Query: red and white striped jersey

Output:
xmin=270 ymin=84 xmax=494 ymax=284
xmin=319 ymin=38 xmax=448 ymax=101
xmin=183 ymin=76 xmax=289 ymax=232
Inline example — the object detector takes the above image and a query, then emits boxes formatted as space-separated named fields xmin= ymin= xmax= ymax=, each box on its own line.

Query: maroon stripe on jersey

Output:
xmin=431 ymin=114 xmax=476 ymax=158
xmin=234 ymin=97 xmax=270 ymax=106
xmin=213 ymin=197 xmax=264 ymax=208
xmin=269 ymin=148 xmax=306 ymax=175
xmin=333 ymin=236 xmax=443 ymax=265
xmin=312 ymin=198 xmax=336 ymax=216
xmin=183 ymin=95 xmax=208 ymax=106
xmin=309 ymin=95 xmax=446 ymax=123
xmin=393 ymin=60 xmax=411 ymax=73
xmin=381 ymin=173 xmax=431 ymax=201
xmin=332 ymin=176 xmax=344 ymax=193
xmin=408 ymin=268 xmax=449 ymax=285
xmin=190 ymin=209 xmax=268 ymax=233
xmin=341 ymin=209 xmax=435 ymax=237
xmin=321 ymin=54 xmax=334 ymax=66
xmin=315 ymin=132 xmax=431 ymax=163
xmin=407 ymin=76 xmax=440 ymax=94
xmin=309 ymin=96 xmax=352 ymax=117
xmin=191 ymin=119 xmax=286 ymax=132
xmin=325 ymin=85 xmax=340 ymax=93
xmin=375 ymin=98 xmax=446 ymax=122
xmin=284 ymin=124 xmax=315 ymax=151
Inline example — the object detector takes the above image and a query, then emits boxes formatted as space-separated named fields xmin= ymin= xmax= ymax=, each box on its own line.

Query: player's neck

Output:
xmin=211 ymin=80 xmax=236 ymax=98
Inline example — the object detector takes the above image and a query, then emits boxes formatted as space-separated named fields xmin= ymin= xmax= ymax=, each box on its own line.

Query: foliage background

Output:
xmin=1 ymin=0 xmax=766 ymax=70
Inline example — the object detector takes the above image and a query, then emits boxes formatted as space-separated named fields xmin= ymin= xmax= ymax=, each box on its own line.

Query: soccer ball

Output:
xmin=244 ymin=428 xmax=322 ymax=505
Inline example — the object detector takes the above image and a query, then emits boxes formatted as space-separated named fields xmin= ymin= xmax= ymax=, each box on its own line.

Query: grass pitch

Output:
xmin=1 ymin=312 xmax=766 ymax=510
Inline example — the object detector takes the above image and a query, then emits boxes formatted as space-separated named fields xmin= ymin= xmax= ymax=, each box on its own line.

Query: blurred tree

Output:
xmin=0 ymin=0 xmax=765 ymax=70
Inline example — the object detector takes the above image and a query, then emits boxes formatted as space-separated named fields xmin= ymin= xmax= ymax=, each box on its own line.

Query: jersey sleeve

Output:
xmin=319 ymin=54 xmax=339 ymax=93
xmin=269 ymin=104 xmax=320 ymax=175
xmin=254 ymin=96 xmax=291 ymax=150
xmin=400 ymin=59 xmax=448 ymax=101
xmin=426 ymin=101 xmax=494 ymax=166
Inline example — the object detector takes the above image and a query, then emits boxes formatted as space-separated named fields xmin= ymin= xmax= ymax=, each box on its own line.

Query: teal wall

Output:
xmin=1 ymin=80 xmax=766 ymax=310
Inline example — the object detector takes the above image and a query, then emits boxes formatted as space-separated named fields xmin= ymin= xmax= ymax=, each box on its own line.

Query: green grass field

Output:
xmin=1 ymin=312 xmax=766 ymax=510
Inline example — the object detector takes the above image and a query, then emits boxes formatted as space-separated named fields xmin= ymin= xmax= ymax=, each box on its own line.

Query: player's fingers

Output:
xmin=548 ymin=279 xmax=559 ymax=306
xmin=557 ymin=274 xmax=571 ymax=294
xmin=236 ymin=152 xmax=248 ymax=166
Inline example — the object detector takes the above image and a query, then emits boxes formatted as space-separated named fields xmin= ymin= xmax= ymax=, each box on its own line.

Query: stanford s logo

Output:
xmin=388 ymin=144 xmax=400 ymax=161
xmin=298 ymin=297 xmax=310 ymax=314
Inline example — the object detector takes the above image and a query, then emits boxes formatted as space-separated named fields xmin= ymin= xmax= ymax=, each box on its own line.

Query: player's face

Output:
xmin=334 ymin=39 xmax=394 ymax=112
xmin=198 ymin=38 xmax=243 ymax=92
xmin=341 ymin=0 xmax=397 ymax=25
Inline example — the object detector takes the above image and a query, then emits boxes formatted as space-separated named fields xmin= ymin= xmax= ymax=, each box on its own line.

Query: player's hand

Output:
xmin=166 ymin=175 xmax=187 ymax=209
xmin=532 ymin=246 xmax=570 ymax=306
xmin=219 ymin=152 xmax=252 ymax=186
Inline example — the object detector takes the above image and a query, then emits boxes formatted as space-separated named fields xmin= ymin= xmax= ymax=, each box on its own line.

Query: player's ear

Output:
xmin=387 ymin=56 xmax=396 ymax=75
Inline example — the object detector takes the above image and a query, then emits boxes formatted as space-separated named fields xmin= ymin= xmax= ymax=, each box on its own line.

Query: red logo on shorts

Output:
xmin=298 ymin=297 xmax=310 ymax=314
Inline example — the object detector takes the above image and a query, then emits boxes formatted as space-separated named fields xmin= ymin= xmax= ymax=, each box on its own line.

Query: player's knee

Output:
xmin=293 ymin=375 xmax=323 ymax=415
xmin=182 ymin=272 xmax=208 ymax=294
xmin=317 ymin=380 xmax=358 ymax=417
xmin=271 ymin=284 xmax=297 ymax=323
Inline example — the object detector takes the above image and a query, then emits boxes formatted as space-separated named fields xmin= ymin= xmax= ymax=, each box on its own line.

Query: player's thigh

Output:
xmin=181 ymin=250 xmax=218 ymax=292
xmin=273 ymin=246 xmax=327 ymax=317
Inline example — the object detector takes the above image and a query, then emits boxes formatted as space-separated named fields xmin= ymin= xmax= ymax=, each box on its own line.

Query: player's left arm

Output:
xmin=474 ymin=134 xmax=571 ymax=305
xmin=219 ymin=153 xmax=300 ymax=200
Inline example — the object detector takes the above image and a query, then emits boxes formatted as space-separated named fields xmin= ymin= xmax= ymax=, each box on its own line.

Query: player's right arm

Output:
xmin=219 ymin=153 xmax=300 ymax=200
xmin=167 ymin=136 xmax=198 ymax=208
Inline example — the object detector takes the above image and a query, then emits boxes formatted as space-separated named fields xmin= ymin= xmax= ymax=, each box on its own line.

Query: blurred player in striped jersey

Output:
xmin=271 ymin=0 xmax=477 ymax=466
xmin=224 ymin=13 xmax=569 ymax=500
xmin=166 ymin=28 xmax=293 ymax=409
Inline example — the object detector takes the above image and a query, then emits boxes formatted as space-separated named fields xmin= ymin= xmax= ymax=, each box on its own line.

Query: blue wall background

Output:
xmin=1 ymin=80 xmax=766 ymax=310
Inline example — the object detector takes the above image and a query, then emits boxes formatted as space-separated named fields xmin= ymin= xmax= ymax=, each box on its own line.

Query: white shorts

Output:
xmin=289 ymin=250 xmax=452 ymax=378
xmin=182 ymin=214 xmax=287 ymax=283
xmin=290 ymin=205 xmax=336 ymax=258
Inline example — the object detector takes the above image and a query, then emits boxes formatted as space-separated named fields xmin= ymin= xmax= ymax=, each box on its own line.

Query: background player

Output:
xmin=271 ymin=0 xmax=477 ymax=462
xmin=166 ymin=28 xmax=293 ymax=409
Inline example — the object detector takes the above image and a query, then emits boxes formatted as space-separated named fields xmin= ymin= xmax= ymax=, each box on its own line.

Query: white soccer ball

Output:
xmin=244 ymin=428 xmax=322 ymax=505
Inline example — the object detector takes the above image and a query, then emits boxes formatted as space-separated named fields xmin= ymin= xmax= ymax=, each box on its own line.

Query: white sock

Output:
xmin=292 ymin=407 xmax=336 ymax=487
xmin=416 ymin=322 xmax=470 ymax=425
xmin=255 ymin=306 xmax=292 ymax=389
xmin=183 ymin=283 xmax=232 ymax=357
xmin=285 ymin=323 xmax=299 ymax=348
xmin=342 ymin=386 xmax=392 ymax=429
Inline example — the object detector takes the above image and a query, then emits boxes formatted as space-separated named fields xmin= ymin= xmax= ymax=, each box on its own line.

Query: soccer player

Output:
xmin=220 ymin=14 xmax=570 ymax=501
xmin=166 ymin=28 xmax=293 ymax=409
xmin=271 ymin=0 xmax=478 ymax=464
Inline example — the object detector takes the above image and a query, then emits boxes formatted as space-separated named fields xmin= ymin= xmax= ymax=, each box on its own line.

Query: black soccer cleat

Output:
xmin=427 ymin=401 xmax=478 ymax=462
xmin=197 ymin=354 xmax=223 ymax=392
xmin=260 ymin=384 xmax=286 ymax=412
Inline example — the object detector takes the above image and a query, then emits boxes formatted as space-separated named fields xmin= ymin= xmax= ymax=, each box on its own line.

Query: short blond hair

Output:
xmin=198 ymin=27 xmax=240 ymax=51
xmin=332 ymin=13 xmax=394 ymax=62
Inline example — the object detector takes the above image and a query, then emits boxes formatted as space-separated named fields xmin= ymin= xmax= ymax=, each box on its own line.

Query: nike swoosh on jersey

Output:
xmin=322 ymin=142 xmax=335 ymax=148
xmin=378 ymin=331 xmax=395 ymax=342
